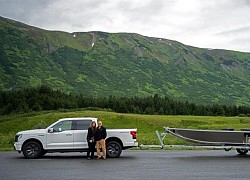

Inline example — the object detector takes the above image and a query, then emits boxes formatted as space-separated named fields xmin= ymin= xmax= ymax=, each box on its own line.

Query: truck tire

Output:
xmin=236 ymin=148 xmax=248 ymax=155
xmin=106 ymin=141 xmax=122 ymax=158
xmin=22 ymin=141 xmax=42 ymax=159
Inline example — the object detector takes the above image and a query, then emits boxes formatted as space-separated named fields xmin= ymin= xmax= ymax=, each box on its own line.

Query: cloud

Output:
xmin=1 ymin=0 xmax=250 ymax=52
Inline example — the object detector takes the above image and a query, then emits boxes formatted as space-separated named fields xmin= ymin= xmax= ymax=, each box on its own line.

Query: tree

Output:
xmin=158 ymin=107 xmax=164 ymax=115
xmin=144 ymin=106 xmax=155 ymax=115
xmin=32 ymin=102 xmax=42 ymax=111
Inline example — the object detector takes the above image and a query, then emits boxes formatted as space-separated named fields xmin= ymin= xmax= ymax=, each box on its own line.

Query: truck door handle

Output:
xmin=66 ymin=133 xmax=73 ymax=136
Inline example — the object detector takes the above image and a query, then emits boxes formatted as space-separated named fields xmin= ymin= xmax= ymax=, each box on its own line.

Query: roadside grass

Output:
xmin=1 ymin=109 xmax=250 ymax=151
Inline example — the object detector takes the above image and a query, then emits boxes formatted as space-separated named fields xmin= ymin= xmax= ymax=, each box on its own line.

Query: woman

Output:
xmin=86 ymin=121 xmax=96 ymax=160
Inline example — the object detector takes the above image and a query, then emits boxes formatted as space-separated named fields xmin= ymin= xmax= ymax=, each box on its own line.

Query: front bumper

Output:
xmin=14 ymin=143 xmax=22 ymax=151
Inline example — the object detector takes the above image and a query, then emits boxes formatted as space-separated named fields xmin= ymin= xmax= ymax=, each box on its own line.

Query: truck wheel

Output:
xmin=236 ymin=148 xmax=248 ymax=155
xmin=106 ymin=141 xmax=122 ymax=158
xmin=22 ymin=141 xmax=42 ymax=159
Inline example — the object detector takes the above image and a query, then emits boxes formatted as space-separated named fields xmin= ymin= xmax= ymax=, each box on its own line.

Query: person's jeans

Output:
xmin=87 ymin=141 xmax=96 ymax=158
xmin=96 ymin=139 xmax=106 ymax=158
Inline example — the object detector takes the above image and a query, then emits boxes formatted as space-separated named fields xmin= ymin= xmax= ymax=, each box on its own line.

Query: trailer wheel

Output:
xmin=236 ymin=148 xmax=248 ymax=155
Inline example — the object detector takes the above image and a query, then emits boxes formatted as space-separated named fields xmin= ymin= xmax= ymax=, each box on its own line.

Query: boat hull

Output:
xmin=166 ymin=127 xmax=250 ymax=145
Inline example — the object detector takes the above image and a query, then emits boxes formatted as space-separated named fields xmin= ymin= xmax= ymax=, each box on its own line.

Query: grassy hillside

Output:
xmin=1 ymin=16 xmax=250 ymax=105
xmin=1 ymin=110 xmax=250 ymax=151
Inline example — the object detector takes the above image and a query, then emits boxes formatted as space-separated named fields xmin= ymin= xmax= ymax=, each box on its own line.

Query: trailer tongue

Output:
xmin=141 ymin=127 xmax=250 ymax=155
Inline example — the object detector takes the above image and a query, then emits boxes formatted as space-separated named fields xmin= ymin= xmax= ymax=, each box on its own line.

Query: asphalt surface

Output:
xmin=1 ymin=150 xmax=250 ymax=180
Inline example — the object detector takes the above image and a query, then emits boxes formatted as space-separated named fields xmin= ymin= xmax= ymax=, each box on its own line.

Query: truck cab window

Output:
xmin=52 ymin=121 xmax=72 ymax=132
xmin=73 ymin=120 xmax=92 ymax=130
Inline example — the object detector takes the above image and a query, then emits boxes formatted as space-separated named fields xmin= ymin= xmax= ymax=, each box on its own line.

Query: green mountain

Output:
xmin=1 ymin=16 xmax=250 ymax=106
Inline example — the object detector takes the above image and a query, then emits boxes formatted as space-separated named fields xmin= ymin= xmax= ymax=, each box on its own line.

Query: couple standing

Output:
xmin=87 ymin=120 xmax=107 ymax=160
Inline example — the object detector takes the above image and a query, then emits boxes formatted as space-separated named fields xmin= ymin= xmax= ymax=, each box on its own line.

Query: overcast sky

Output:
xmin=1 ymin=0 xmax=250 ymax=52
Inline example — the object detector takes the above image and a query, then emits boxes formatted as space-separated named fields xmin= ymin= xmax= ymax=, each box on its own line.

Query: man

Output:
xmin=95 ymin=120 xmax=107 ymax=159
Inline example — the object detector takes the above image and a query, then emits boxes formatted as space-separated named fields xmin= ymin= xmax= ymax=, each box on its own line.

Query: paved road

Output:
xmin=1 ymin=150 xmax=250 ymax=180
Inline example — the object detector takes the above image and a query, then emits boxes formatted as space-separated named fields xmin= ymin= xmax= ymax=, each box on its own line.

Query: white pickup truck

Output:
xmin=14 ymin=117 xmax=138 ymax=159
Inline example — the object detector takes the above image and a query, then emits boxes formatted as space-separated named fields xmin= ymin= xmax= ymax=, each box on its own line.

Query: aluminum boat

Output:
xmin=165 ymin=127 xmax=250 ymax=145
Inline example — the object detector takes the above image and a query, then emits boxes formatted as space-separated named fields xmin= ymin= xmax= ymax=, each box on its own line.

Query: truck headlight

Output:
xmin=15 ymin=134 xmax=22 ymax=142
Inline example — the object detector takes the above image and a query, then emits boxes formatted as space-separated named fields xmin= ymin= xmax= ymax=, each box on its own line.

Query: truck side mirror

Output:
xmin=48 ymin=128 xmax=54 ymax=133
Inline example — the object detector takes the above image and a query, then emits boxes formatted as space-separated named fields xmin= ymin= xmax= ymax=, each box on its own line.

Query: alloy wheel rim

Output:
xmin=108 ymin=143 xmax=119 ymax=154
xmin=26 ymin=144 xmax=39 ymax=157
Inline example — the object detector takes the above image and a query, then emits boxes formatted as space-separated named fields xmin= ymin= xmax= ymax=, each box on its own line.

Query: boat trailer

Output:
xmin=140 ymin=127 xmax=250 ymax=155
